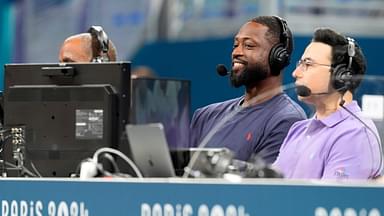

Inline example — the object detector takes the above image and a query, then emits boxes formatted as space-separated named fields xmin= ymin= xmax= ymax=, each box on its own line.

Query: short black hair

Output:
xmin=312 ymin=28 xmax=366 ymax=92
xmin=250 ymin=16 xmax=293 ymax=54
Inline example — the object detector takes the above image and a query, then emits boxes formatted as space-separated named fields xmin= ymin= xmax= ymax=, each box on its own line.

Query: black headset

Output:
xmin=331 ymin=37 xmax=356 ymax=92
xmin=88 ymin=25 xmax=110 ymax=62
xmin=269 ymin=16 xmax=292 ymax=76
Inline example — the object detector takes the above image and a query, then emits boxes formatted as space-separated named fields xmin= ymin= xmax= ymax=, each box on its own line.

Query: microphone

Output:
xmin=295 ymin=85 xmax=311 ymax=97
xmin=296 ymin=85 xmax=329 ymax=97
xmin=216 ymin=64 xmax=230 ymax=76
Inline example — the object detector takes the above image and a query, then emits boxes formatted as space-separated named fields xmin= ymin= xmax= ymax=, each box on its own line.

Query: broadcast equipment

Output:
xmin=3 ymin=62 xmax=130 ymax=177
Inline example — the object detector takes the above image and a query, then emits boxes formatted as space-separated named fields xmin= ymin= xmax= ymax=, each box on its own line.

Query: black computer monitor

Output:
xmin=3 ymin=62 xmax=130 ymax=177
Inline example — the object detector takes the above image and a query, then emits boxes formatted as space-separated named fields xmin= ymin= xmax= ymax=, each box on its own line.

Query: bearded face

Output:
xmin=231 ymin=22 xmax=273 ymax=89
xmin=230 ymin=60 xmax=270 ymax=88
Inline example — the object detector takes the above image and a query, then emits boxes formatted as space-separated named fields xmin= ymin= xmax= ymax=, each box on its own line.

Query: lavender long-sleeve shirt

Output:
xmin=274 ymin=101 xmax=383 ymax=179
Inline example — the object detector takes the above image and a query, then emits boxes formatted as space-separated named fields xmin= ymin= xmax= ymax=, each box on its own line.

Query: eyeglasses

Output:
xmin=296 ymin=59 xmax=332 ymax=72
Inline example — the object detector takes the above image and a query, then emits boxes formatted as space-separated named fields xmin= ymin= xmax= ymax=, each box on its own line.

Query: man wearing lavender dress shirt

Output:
xmin=273 ymin=28 xmax=383 ymax=179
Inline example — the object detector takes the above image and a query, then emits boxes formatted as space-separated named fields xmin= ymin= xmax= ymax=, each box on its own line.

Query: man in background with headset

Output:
xmin=273 ymin=28 xmax=383 ymax=179
xmin=59 ymin=26 xmax=117 ymax=63
xmin=190 ymin=16 xmax=306 ymax=163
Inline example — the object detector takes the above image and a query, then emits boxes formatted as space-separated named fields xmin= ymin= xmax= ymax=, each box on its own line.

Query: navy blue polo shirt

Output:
xmin=190 ymin=93 xmax=306 ymax=163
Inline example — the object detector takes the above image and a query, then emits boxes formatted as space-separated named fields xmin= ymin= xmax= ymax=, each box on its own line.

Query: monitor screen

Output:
xmin=130 ymin=78 xmax=190 ymax=149
xmin=3 ymin=62 xmax=131 ymax=177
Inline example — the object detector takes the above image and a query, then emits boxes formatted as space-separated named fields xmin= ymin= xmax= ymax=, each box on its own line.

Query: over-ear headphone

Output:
xmin=331 ymin=37 xmax=355 ymax=92
xmin=269 ymin=16 xmax=291 ymax=76
xmin=88 ymin=25 xmax=110 ymax=62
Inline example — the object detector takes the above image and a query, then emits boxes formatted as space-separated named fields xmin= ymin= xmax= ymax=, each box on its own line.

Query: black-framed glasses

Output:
xmin=296 ymin=58 xmax=332 ymax=72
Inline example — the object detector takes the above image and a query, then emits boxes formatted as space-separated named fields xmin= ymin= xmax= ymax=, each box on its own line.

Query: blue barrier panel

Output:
xmin=0 ymin=178 xmax=383 ymax=216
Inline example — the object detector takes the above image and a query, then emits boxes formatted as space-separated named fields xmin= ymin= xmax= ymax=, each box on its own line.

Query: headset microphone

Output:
xmin=296 ymin=85 xmax=330 ymax=97
xmin=296 ymin=85 xmax=311 ymax=97
xmin=216 ymin=64 xmax=230 ymax=76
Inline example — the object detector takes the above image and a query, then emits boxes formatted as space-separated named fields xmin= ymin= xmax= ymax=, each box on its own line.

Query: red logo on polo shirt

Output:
xmin=245 ymin=132 xmax=253 ymax=141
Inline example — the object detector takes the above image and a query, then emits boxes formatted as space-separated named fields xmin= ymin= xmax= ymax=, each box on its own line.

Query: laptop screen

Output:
xmin=125 ymin=123 xmax=176 ymax=177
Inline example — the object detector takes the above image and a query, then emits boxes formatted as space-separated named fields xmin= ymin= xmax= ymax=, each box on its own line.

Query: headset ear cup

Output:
xmin=269 ymin=43 xmax=290 ymax=76
xmin=88 ymin=26 xmax=110 ymax=62
xmin=332 ymin=64 xmax=353 ymax=91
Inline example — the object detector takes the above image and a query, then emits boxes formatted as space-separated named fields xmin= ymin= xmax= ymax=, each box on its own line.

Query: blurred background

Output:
xmin=1 ymin=0 xmax=384 ymax=114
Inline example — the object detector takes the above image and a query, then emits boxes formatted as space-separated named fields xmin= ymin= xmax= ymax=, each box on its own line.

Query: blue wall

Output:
xmin=0 ymin=1 xmax=13 ymax=91
xmin=132 ymin=36 xmax=384 ymax=114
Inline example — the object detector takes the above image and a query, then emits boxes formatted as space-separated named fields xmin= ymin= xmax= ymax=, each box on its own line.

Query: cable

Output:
xmin=0 ymin=135 xmax=12 ymax=153
xmin=99 ymin=152 xmax=120 ymax=173
xmin=182 ymin=83 xmax=297 ymax=178
xmin=30 ymin=161 xmax=43 ymax=177
xmin=340 ymin=104 xmax=384 ymax=177
xmin=92 ymin=147 xmax=143 ymax=178
xmin=5 ymin=161 xmax=37 ymax=177
xmin=0 ymin=129 xmax=12 ymax=134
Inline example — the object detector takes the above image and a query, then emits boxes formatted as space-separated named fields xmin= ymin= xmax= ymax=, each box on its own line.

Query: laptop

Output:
xmin=125 ymin=123 xmax=176 ymax=177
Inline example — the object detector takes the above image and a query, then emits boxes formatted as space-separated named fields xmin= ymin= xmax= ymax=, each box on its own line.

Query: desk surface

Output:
xmin=0 ymin=178 xmax=383 ymax=216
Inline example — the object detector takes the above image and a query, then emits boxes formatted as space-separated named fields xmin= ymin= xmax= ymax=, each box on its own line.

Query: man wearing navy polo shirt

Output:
xmin=273 ymin=28 xmax=383 ymax=179
xmin=190 ymin=16 xmax=306 ymax=163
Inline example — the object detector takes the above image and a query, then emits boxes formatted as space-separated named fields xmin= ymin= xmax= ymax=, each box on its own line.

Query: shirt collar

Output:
xmin=237 ymin=93 xmax=284 ymax=108
xmin=317 ymin=101 xmax=361 ymax=128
